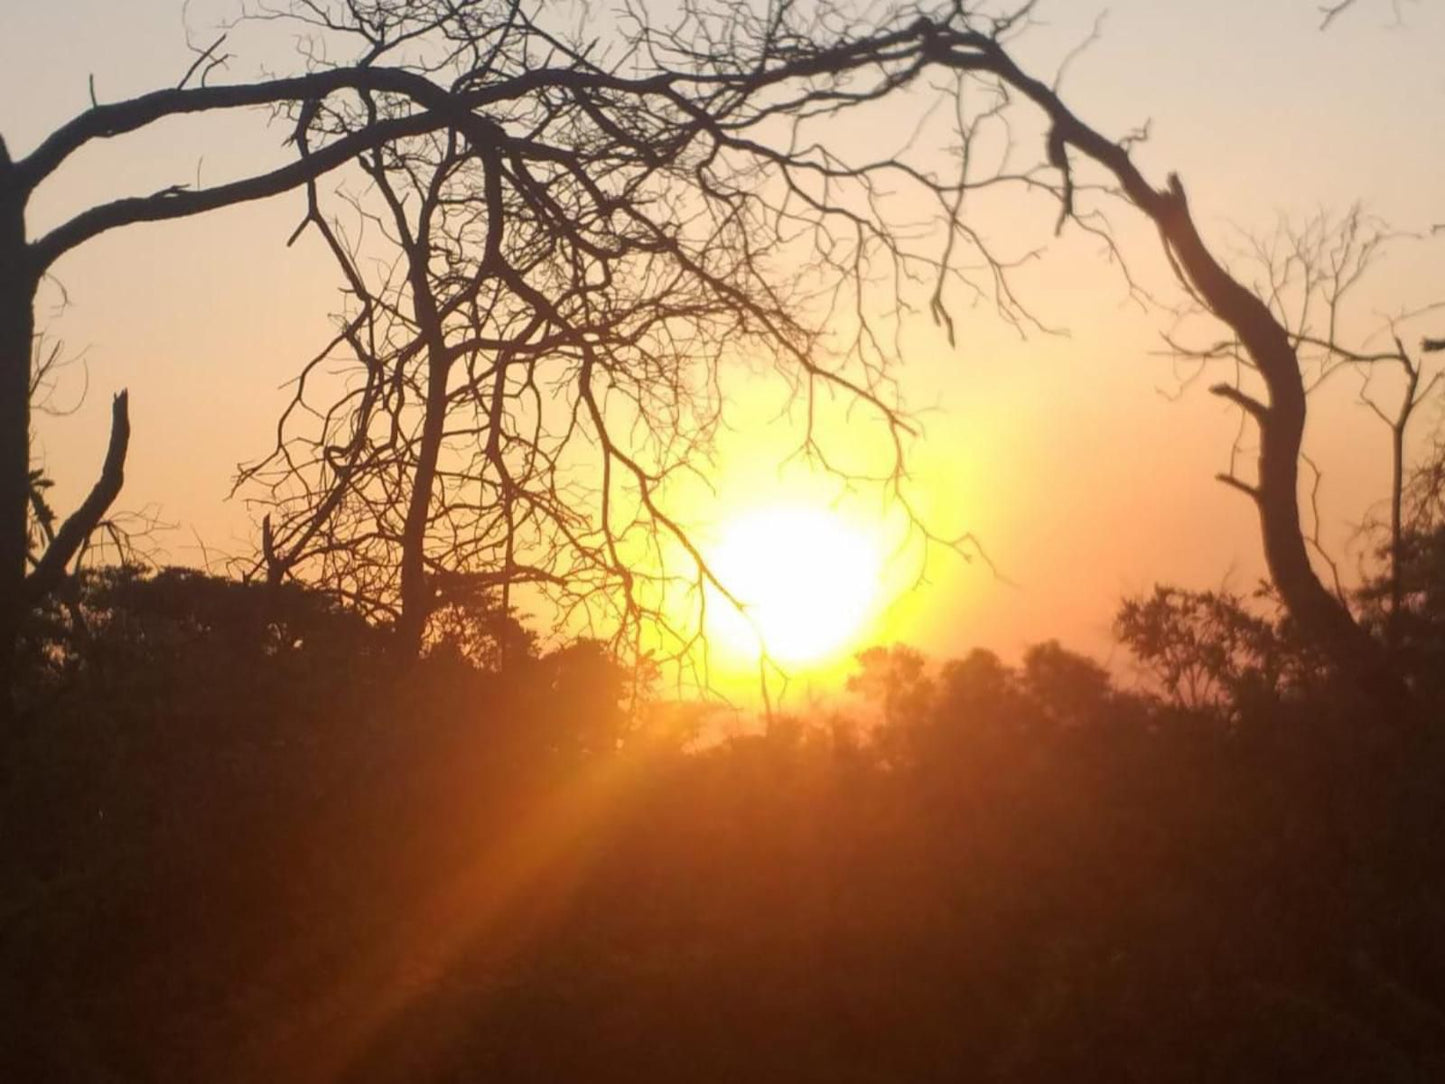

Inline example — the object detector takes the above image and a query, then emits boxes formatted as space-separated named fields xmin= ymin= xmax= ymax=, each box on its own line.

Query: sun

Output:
xmin=705 ymin=506 xmax=882 ymax=667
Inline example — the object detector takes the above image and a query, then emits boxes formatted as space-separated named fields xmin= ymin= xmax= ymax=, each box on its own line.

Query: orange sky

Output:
xmin=5 ymin=0 xmax=1444 ymax=689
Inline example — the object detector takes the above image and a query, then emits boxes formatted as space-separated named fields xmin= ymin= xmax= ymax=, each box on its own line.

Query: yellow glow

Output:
xmin=706 ymin=506 xmax=882 ymax=667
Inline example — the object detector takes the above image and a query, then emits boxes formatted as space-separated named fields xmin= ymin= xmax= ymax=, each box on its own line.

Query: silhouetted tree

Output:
xmin=937 ymin=647 xmax=1020 ymax=714
xmin=1165 ymin=208 xmax=1443 ymax=657
xmin=238 ymin=2 xmax=1443 ymax=706
xmin=0 ymin=22 xmax=510 ymax=701
xmin=1357 ymin=436 xmax=1445 ymax=703
xmin=947 ymin=61 xmax=1422 ymax=711
xmin=848 ymin=645 xmax=933 ymax=730
xmin=1019 ymin=639 xmax=1114 ymax=728
xmin=1116 ymin=585 xmax=1317 ymax=716
xmin=236 ymin=1 xmax=1044 ymax=662
xmin=8 ymin=0 xmax=1435 ymax=718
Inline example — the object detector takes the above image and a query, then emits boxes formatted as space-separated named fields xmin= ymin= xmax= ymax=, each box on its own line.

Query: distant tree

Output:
xmin=848 ymin=645 xmax=934 ymax=731
xmin=425 ymin=588 xmax=538 ymax=675
xmin=1115 ymin=585 xmax=1317 ymax=716
xmin=1356 ymin=437 xmax=1445 ymax=703
xmin=895 ymin=646 xmax=1029 ymax=766
xmin=21 ymin=565 xmax=381 ymax=674
xmin=533 ymin=638 xmax=655 ymax=758
xmin=853 ymin=639 xmax=1125 ymax=769
xmin=1019 ymin=640 xmax=1114 ymax=728
xmin=937 ymin=647 xmax=1022 ymax=723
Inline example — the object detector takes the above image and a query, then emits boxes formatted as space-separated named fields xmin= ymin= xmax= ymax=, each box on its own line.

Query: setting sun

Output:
xmin=705 ymin=506 xmax=882 ymax=667
xmin=12 ymin=3 xmax=1445 ymax=1080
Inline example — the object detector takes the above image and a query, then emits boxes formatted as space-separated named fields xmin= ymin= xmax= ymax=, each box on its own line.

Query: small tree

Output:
xmin=1116 ymin=585 xmax=1317 ymax=716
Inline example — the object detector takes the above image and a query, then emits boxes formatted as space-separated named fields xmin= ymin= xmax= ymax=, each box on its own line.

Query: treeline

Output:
xmin=1 ymin=509 xmax=1444 ymax=1081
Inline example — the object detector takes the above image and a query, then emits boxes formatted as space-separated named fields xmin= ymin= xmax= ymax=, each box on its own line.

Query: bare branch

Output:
xmin=25 ymin=391 xmax=130 ymax=602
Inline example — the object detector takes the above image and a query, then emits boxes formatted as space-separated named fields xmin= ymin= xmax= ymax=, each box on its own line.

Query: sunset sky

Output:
xmin=4 ymin=0 xmax=1443 ymax=692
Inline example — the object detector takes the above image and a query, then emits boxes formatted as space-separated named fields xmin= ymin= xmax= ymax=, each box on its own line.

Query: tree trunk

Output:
xmin=0 ymin=142 xmax=36 ymax=712
xmin=1251 ymin=350 xmax=1400 ymax=702
xmin=394 ymin=209 xmax=452 ymax=660
xmin=396 ymin=345 xmax=450 ymax=658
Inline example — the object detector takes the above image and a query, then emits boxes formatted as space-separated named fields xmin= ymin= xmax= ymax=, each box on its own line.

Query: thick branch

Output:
xmin=16 ymin=68 xmax=444 ymax=192
xmin=29 ymin=110 xmax=448 ymax=272
xmin=25 ymin=390 xmax=130 ymax=602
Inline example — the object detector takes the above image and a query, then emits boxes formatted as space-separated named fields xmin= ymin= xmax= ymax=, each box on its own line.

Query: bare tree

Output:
xmin=0 ymin=10 xmax=643 ymax=699
xmin=236 ymin=0 xmax=1034 ymax=667
xmin=902 ymin=22 xmax=1433 ymax=712
xmin=1163 ymin=209 xmax=1444 ymax=659
xmin=5 ymin=0 xmax=1035 ymax=698
xmin=1350 ymin=337 xmax=1442 ymax=655
xmin=5 ymin=0 xmax=1433 ymax=714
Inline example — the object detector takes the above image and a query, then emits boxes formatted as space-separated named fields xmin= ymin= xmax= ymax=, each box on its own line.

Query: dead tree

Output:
xmin=237 ymin=1 xmax=1025 ymax=666
xmin=8 ymin=0 xmax=1032 ymax=691
xmin=0 ymin=15 xmax=656 ymax=699
xmin=893 ymin=21 xmax=1428 ymax=713
xmin=7 ymin=1 xmax=1431 ymax=712
xmin=1347 ymin=340 xmax=1441 ymax=654
xmin=236 ymin=1 xmax=1434 ymax=702
xmin=1162 ymin=209 xmax=1443 ymax=659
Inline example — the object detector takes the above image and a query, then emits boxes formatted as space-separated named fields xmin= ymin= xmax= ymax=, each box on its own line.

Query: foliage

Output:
xmin=5 ymin=563 xmax=1445 ymax=1081
xmin=1115 ymin=585 xmax=1320 ymax=715
xmin=1356 ymin=437 xmax=1445 ymax=703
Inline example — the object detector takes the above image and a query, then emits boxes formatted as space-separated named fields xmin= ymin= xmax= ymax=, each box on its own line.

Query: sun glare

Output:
xmin=706 ymin=506 xmax=882 ymax=667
